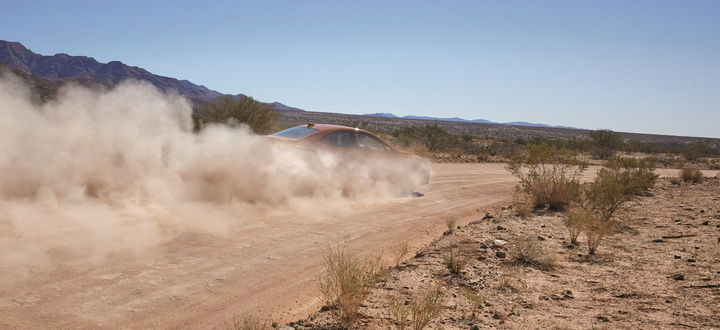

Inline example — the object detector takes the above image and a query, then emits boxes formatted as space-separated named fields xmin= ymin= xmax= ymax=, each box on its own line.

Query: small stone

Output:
xmin=493 ymin=239 xmax=508 ymax=247
xmin=652 ymin=239 xmax=665 ymax=243
xmin=597 ymin=315 xmax=611 ymax=322
xmin=673 ymin=273 xmax=685 ymax=281
xmin=687 ymin=259 xmax=697 ymax=263
xmin=495 ymin=251 xmax=507 ymax=259
xmin=701 ymin=221 xmax=709 ymax=225
xmin=479 ymin=243 xmax=488 ymax=249
xmin=470 ymin=325 xmax=480 ymax=330
xmin=320 ymin=305 xmax=331 ymax=312
xmin=674 ymin=255 xmax=681 ymax=259
xmin=496 ymin=225 xmax=506 ymax=231
xmin=492 ymin=311 xmax=503 ymax=320
xmin=537 ymin=235 xmax=546 ymax=241
xmin=483 ymin=213 xmax=494 ymax=220
xmin=562 ymin=290 xmax=574 ymax=299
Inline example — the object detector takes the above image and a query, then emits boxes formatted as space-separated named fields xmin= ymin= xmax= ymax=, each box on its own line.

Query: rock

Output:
xmin=562 ymin=290 xmax=574 ymax=299
xmin=495 ymin=251 xmax=507 ymax=259
xmin=537 ymin=235 xmax=546 ymax=241
xmin=493 ymin=239 xmax=508 ymax=247
xmin=673 ymin=273 xmax=685 ymax=281
xmin=279 ymin=327 xmax=295 ymax=330
xmin=479 ymin=243 xmax=488 ymax=249
xmin=320 ymin=305 xmax=331 ymax=312
xmin=652 ymin=238 xmax=665 ymax=243
xmin=597 ymin=315 xmax=611 ymax=322
xmin=674 ymin=255 xmax=681 ymax=259
xmin=492 ymin=311 xmax=503 ymax=320
xmin=687 ymin=259 xmax=697 ymax=263
xmin=483 ymin=213 xmax=494 ymax=220
xmin=470 ymin=325 xmax=480 ymax=330
xmin=539 ymin=295 xmax=549 ymax=301
xmin=496 ymin=225 xmax=506 ymax=231
xmin=701 ymin=221 xmax=709 ymax=225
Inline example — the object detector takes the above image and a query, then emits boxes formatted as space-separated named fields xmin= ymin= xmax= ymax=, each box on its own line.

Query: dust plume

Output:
xmin=0 ymin=74 xmax=427 ymax=277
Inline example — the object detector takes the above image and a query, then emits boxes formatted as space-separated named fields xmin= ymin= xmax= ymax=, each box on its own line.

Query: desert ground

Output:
xmin=0 ymin=164 xmax=717 ymax=329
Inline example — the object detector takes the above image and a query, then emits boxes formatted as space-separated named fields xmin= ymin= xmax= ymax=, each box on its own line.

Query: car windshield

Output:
xmin=271 ymin=126 xmax=319 ymax=139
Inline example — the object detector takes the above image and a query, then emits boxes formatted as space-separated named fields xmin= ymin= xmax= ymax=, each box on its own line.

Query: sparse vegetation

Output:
xmin=390 ymin=241 xmax=410 ymax=267
xmin=445 ymin=218 xmax=457 ymax=234
xmin=231 ymin=315 xmax=272 ymax=330
xmin=389 ymin=294 xmax=410 ymax=330
xmin=443 ymin=249 xmax=468 ymax=276
xmin=506 ymin=144 xmax=587 ymax=211
xmin=509 ymin=236 xmax=557 ymax=270
xmin=318 ymin=245 xmax=384 ymax=328
xmin=410 ymin=284 xmax=445 ymax=330
xmin=194 ymin=95 xmax=277 ymax=134
xmin=589 ymin=130 xmax=623 ymax=159
xmin=565 ymin=207 xmax=590 ymax=244
xmin=680 ymin=167 xmax=704 ymax=183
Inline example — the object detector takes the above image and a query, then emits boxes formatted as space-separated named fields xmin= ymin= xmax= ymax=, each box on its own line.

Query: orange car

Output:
xmin=268 ymin=123 xmax=430 ymax=187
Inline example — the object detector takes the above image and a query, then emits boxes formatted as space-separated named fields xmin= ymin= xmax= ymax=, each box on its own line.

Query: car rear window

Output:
xmin=271 ymin=126 xmax=319 ymax=139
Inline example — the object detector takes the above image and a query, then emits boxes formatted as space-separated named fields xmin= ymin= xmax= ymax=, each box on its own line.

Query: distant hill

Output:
xmin=365 ymin=113 xmax=576 ymax=129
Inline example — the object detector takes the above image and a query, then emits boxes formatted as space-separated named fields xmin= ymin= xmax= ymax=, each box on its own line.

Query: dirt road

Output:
xmin=0 ymin=163 xmax=714 ymax=329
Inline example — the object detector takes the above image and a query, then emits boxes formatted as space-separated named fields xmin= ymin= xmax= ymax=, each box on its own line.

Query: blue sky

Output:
xmin=2 ymin=1 xmax=719 ymax=137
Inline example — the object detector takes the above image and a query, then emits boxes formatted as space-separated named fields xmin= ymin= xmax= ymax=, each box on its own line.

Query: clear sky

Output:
xmin=2 ymin=1 xmax=719 ymax=138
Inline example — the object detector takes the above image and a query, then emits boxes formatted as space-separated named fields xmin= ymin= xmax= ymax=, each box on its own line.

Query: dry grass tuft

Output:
xmin=389 ymin=294 xmax=410 ymax=330
xmin=410 ymin=284 xmax=445 ymax=330
xmin=443 ymin=249 xmax=468 ymax=276
xmin=319 ymin=245 xmax=384 ymax=328
xmin=231 ymin=315 xmax=272 ymax=330
xmin=509 ymin=236 xmax=557 ymax=271
xmin=680 ymin=167 xmax=704 ymax=183
xmin=390 ymin=241 xmax=410 ymax=267
xmin=445 ymin=218 xmax=457 ymax=234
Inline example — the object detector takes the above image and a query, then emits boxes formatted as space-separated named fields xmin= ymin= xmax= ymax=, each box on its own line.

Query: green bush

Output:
xmin=193 ymin=95 xmax=276 ymax=134
xmin=506 ymin=144 xmax=587 ymax=211
xmin=585 ymin=157 xmax=658 ymax=221
xmin=589 ymin=130 xmax=623 ymax=159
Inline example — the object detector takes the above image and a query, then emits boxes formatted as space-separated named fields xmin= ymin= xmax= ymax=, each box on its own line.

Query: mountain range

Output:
xmin=365 ymin=113 xmax=576 ymax=129
xmin=0 ymin=39 xmax=570 ymax=128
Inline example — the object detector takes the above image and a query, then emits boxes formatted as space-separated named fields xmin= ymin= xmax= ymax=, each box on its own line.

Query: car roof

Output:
xmin=302 ymin=124 xmax=370 ymax=133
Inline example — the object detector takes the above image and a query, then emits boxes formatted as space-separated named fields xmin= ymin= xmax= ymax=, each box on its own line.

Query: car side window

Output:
xmin=355 ymin=132 xmax=390 ymax=152
xmin=320 ymin=131 xmax=356 ymax=148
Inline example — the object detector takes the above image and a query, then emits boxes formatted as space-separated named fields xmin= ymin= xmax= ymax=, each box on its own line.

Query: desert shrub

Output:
xmin=391 ymin=241 xmax=410 ymax=267
xmin=509 ymin=237 xmax=556 ymax=270
xmin=319 ymin=245 xmax=384 ymax=328
xmin=443 ymin=249 xmax=468 ymax=276
xmin=194 ymin=95 xmax=276 ymax=134
xmin=231 ymin=315 xmax=271 ymax=330
xmin=669 ymin=177 xmax=681 ymax=185
xmin=680 ymin=167 xmax=703 ymax=183
xmin=410 ymin=284 xmax=444 ymax=330
xmin=585 ymin=157 xmax=658 ymax=221
xmin=589 ymin=130 xmax=623 ymax=159
xmin=565 ymin=207 xmax=591 ymax=244
xmin=582 ymin=215 xmax=618 ymax=255
xmin=506 ymin=144 xmax=587 ymax=211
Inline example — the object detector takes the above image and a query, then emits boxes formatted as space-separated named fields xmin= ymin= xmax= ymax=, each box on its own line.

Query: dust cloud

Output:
xmin=0 ymin=75 xmax=427 ymax=276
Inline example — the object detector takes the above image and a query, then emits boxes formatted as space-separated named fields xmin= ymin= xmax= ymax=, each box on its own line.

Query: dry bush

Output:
xmin=512 ymin=188 xmax=534 ymax=217
xmin=231 ymin=315 xmax=271 ymax=330
xmin=389 ymin=294 xmax=410 ymax=330
xmin=194 ymin=95 xmax=277 ymax=134
xmin=509 ymin=237 xmax=556 ymax=271
xmin=680 ymin=167 xmax=704 ymax=183
xmin=582 ymin=216 xmax=618 ymax=255
xmin=584 ymin=157 xmax=658 ymax=222
xmin=410 ymin=284 xmax=445 ymax=330
xmin=319 ymin=245 xmax=384 ymax=328
xmin=443 ymin=249 xmax=468 ymax=276
xmin=565 ymin=207 xmax=591 ymax=244
xmin=445 ymin=218 xmax=457 ymax=234
xmin=391 ymin=241 xmax=410 ymax=267
xmin=506 ymin=144 xmax=587 ymax=211
xmin=461 ymin=287 xmax=485 ymax=313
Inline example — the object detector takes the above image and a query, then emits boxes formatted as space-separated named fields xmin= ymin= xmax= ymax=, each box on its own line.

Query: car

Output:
xmin=267 ymin=124 xmax=430 ymax=192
